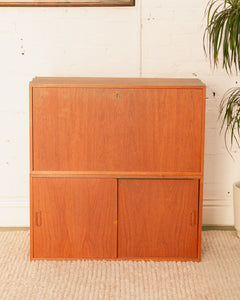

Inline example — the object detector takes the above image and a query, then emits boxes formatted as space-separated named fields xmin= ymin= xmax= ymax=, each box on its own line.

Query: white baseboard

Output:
xmin=0 ymin=198 xmax=234 ymax=227
xmin=202 ymin=198 xmax=234 ymax=226
xmin=0 ymin=202 xmax=29 ymax=227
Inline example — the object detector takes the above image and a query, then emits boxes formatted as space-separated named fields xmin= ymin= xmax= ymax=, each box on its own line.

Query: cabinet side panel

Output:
xmin=30 ymin=86 xmax=34 ymax=259
xmin=29 ymin=85 xmax=33 ymax=172
xmin=197 ymin=177 xmax=204 ymax=261
xmin=32 ymin=178 xmax=117 ymax=259
xmin=30 ymin=176 xmax=34 ymax=260
xmin=201 ymin=87 xmax=206 ymax=175
xmin=118 ymin=179 xmax=199 ymax=259
xmin=197 ymin=87 xmax=205 ymax=260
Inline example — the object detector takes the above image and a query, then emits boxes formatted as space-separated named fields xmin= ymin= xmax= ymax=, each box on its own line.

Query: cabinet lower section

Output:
xmin=31 ymin=178 xmax=199 ymax=260
xmin=31 ymin=177 xmax=200 ymax=261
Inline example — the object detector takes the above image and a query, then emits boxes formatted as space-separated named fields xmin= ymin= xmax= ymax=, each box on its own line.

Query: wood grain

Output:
xmin=32 ymin=178 xmax=117 ymax=259
xmin=118 ymin=179 xmax=199 ymax=259
xmin=30 ymin=176 xmax=34 ymax=260
xmin=30 ymin=77 xmax=206 ymax=261
xmin=30 ymin=77 xmax=205 ymax=87
xmin=32 ymin=87 xmax=203 ymax=173
xmin=197 ymin=177 xmax=204 ymax=261
xmin=31 ymin=171 xmax=202 ymax=179
xmin=31 ymin=257 xmax=201 ymax=262
xmin=29 ymin=85 xmax=33 ymax=172
xmin=200 ymin=87 xmax=206 ymax=174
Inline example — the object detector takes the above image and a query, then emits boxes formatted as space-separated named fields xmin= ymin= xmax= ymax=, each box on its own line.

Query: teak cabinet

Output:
xmin=30 ymin=77 xmax=206 ymax=261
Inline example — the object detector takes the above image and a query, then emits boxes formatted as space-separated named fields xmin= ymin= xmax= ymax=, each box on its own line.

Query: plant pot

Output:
xmin=233 ymin=182 xmax=240 ymax=238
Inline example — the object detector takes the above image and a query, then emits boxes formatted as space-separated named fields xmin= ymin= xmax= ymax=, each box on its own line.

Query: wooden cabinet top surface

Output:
xmin=30 ymin=77 xmax=205 ymax=88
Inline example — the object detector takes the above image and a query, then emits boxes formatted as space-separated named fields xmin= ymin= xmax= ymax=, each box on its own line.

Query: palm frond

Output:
xmin=219 ymin=87 xmax=240 ymax=150
xmin=204 ymin=0 xmax=240 ymax=74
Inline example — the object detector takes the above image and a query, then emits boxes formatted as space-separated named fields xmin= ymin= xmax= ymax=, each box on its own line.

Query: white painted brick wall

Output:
xmin=0 ymin=0 xmax=239 ymax=226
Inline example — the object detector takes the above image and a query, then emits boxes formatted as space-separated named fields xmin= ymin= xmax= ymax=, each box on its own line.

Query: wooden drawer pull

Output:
xmin=36 ymin=210 xmax=42 ymax=227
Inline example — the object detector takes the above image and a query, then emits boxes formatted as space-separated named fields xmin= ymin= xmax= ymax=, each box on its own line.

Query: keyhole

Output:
xmin=116 ymin=93 xmax=119 ymax=99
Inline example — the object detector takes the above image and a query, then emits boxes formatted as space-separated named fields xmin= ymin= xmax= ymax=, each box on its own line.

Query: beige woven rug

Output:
xmin=0 ymin=231 xmax=240 ymax=300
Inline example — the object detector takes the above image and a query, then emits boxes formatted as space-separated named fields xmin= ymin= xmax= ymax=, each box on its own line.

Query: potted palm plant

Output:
xmin=204 ymin=0 xmax=240 ymax=237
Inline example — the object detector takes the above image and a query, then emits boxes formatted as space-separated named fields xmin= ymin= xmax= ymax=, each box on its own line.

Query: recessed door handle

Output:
xmin=36 ymin=210 xmax=41 ymax=227
xmin=191 ymin=210 xmax=196 ymax=226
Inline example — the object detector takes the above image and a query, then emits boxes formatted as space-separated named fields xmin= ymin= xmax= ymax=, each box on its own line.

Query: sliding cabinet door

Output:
xmin=118 ymin=179 xmax=199 ymax=259
xmin=32 ymin=178 xmax=117 ymax=259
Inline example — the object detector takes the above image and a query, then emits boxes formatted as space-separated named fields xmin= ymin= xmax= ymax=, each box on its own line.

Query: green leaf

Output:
xmin=204 ymin=0 xmax=240 ymax=73
xmin=219 ymin=87 xmax=240 ymax=149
